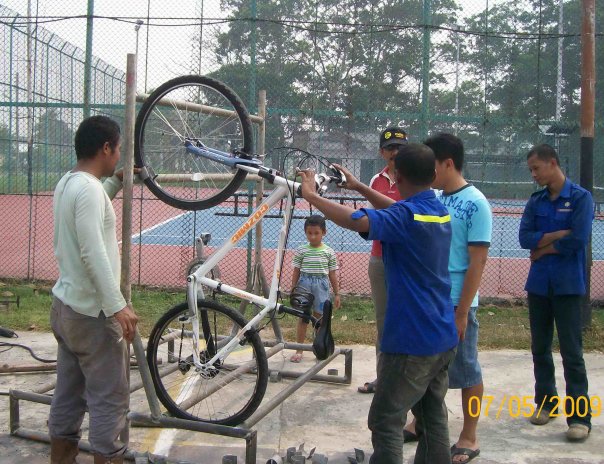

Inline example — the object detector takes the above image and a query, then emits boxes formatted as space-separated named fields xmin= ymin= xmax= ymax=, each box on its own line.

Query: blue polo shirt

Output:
xmin=352 ymin=190 xmax=458 ymax=356
xmin=519 ymin=178 xmax=593 ymax=296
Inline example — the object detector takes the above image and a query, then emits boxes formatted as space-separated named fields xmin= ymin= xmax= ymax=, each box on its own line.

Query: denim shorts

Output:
xmin=298 ymin=273 xmax=330 ymax=314
xmin=448 ymin=306 xmax=482 ymax=389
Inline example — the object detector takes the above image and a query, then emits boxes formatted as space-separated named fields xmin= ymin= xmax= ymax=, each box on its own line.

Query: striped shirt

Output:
xmin=292 ymin=243 xmax=338 ymax=276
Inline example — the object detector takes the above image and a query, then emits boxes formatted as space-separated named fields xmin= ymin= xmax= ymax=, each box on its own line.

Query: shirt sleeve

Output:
xmin=292 ymin=247 xmax=303 ymax=268
xmin=74 ymin=183 xmax=126 ymax=315
xmin=102 ymin=174 xmax=123 ymax=200
xmin=519 ymin=196 xmax=544 ymax=250
xmin=328 ymin=248 xmax=338 ymax=271
xmin=553 ymin=190 xmax=594 ymax=256
xmin=467 ymin=198 xmax=492 ymax=246
xmin=354 ymin=204 xmax=412 ymax=243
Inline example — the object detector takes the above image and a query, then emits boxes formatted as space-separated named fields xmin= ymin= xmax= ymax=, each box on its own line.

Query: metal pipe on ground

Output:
xmin=241 ymin=348 xmax=343 ymax=428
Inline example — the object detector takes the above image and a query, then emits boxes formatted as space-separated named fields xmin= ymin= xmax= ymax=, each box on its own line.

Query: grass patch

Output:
xmin=1 ymin=279 xmax=603 ymax=352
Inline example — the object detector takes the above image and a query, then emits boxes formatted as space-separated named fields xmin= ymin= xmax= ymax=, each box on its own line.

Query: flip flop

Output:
xmin=290 ymin=353 xmax=303 ymax=363
xmin=357 ymin=381 xmax=376 ymax=394
xmin=451 ymin=444 xmax=480 ymax=463
xmin=403 ymin=429 xmax=422 ymax=443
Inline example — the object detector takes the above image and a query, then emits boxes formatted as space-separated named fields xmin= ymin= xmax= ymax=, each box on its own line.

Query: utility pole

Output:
xmin=580 ymin=0 xmax=595 ymax=327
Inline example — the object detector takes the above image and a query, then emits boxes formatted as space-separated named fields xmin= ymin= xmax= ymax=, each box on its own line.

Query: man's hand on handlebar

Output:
xmin=297 ymin=168 xmax=318 ymax=200
xmin=331 ymin=164 xmax=361 ymax=191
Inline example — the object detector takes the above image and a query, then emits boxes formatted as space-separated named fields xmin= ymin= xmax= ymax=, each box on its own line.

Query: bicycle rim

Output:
xmin=135 ymin=75 xmax=253 ymax=210
xmin=147 ymin=299 xmax=268 ymax=426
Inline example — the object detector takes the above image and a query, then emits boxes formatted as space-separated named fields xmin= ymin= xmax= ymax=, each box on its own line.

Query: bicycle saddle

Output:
xmin=313 ymin=300 xmax=335 ymax=361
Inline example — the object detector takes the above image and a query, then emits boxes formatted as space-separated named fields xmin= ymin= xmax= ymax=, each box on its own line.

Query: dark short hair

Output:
xmin=424 ymin=133 xmax=464 ymax=171
xmin=74 ymin=115 xmax=121 ymax=160
xmin=304 ymin=214 xmax=326 ymax=232
xmin=394 ymin=143 xmax=435 ymax=186
xmin=527 ymin=143 xmax=560 ymax=165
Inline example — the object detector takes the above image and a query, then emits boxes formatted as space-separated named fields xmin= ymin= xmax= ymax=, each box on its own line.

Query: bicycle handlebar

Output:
xmin=183 ymin=139 xmax=346 ymax=196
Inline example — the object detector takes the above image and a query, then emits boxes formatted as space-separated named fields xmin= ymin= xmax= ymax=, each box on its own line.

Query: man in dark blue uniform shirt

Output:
xmin=299 ymin=143 xmax=458 ymax=464
xmin=519 ymin=143 xmax=593 ymax=442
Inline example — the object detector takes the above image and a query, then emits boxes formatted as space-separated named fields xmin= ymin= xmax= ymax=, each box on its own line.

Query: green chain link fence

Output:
xmin=0 ymin=0 xmax=602 ymax=301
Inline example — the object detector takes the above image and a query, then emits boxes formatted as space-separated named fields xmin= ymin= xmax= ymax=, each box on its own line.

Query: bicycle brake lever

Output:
xmin=329 ymin=165 xmax=347 ymax=187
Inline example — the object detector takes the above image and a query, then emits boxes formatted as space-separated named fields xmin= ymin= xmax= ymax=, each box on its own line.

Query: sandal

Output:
xmin=290 ymin=353 xmax=303 ymax=363
xmin=451 ymin=444 xmax=480 ymax=463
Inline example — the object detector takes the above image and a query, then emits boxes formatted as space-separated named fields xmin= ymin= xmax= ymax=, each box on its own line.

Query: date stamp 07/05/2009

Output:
xmin=468 ymin=395 xmax=601 ymax=419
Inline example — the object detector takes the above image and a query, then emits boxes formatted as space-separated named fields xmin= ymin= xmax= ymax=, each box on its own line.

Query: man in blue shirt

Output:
xmin=299 ymin=143 xmax=458 ymax=464
xmin=404 ymin=133 xmax=492 ymax=463
xmin=519 ymin=143 xmax=593 ymax=442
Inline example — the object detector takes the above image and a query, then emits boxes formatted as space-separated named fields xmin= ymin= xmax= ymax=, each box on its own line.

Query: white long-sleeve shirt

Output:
xmin=52 ymin=171 xmax=126 ymax=317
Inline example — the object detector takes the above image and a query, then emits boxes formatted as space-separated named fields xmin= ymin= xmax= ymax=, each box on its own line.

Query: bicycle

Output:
xmin=134 ymin=75 xmax=347 ymax=426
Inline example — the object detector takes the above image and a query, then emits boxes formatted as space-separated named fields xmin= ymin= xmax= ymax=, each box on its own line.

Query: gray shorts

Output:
xmin=298 ymin=273 xmax=330 ymax=314
xmin=448 ymin=306 xmax=482 ymax=389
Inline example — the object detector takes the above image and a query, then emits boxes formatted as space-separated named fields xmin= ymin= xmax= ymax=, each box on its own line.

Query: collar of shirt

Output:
xmin=536 ymin=177 xmax=572 ymax=202
xmin=406 ymin=189 xmax=437 ymax=202
xmin=378 ymin=166 xmax=396 ymax=187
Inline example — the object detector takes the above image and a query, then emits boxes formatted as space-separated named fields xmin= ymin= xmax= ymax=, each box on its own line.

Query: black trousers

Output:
xmin=528 ymin=292 xmax=591 ymax=427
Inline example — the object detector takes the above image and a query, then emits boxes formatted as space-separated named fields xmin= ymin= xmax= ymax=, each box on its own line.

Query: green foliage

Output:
xmin=32 ymin=109 xmax=75 ymax=174
xmin=1 ymin=280 xmax=602 ymax=351
xmin=210 ymin=0 xmax=460 ymax=138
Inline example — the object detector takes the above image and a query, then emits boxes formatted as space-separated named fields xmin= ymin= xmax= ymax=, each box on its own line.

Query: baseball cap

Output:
xmin=379 ymin=127 xmax=408 ymax=149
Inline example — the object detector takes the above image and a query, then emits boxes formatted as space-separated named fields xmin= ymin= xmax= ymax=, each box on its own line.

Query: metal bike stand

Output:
xmin=261 ymin=340 xmax=353 ymax=385
xmin=8 ymin=332 xmax=258 ymax=464
xmin=242 ymin=345 xmax=352 ymax=429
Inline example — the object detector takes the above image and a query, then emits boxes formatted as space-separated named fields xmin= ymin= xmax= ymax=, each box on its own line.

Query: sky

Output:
xmin=0 ymin=0 xmax=510 ymax=92
xmin=1 ymin=0 xmax=224 ymax=90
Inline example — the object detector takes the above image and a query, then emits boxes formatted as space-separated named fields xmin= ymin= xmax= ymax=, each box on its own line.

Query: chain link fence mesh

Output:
xmin=0 ymin=0 xmax=602 ymax=301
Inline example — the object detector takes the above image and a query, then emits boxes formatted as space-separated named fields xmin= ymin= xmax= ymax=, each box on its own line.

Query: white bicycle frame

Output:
xmin=185 ymin=163 xmax=307 ymax=372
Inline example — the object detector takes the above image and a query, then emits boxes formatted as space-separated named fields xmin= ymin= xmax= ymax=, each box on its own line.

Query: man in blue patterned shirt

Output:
xmin=519 ymin=143 xmax=593 ymax=442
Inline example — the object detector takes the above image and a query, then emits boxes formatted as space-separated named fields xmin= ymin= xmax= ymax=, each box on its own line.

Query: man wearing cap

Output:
xmin=357 ymin=126 xmax=408 ymax=394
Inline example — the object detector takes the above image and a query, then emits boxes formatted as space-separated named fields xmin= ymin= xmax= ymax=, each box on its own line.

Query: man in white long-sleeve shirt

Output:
xmin=49 ymin=115 xmax=138 ymax=464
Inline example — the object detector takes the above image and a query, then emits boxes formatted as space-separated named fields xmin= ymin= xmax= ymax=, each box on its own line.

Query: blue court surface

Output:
xmin=132 ymin=203 xmax=604 ymax=261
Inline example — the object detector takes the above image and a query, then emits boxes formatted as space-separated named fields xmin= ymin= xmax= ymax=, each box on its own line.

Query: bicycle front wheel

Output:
xmin=135 ymin=75 xmax=254 ymax=210
xmin=146 ymin=299 xmax=268 ymax=426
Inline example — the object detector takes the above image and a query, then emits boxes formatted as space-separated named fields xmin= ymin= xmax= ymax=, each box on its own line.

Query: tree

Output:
xmin=32 ymin=109 xmax=75 ymax=174
xmin=0 ymin=122 xmax=19 ymax=174
xmin=205 ymin=0 xmax=460 ymax=148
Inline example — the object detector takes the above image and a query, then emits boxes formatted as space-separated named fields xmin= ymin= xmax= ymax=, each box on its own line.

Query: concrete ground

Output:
xmin=0 ymin=331 xmax=603 ymax=464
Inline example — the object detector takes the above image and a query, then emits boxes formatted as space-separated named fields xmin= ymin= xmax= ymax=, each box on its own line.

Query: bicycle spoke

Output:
xmin=147 ymin=300 xmax=268 ymax=425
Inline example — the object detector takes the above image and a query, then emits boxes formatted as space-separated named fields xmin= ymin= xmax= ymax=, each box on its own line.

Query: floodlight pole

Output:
xmin=580 ymin=0 xmax=595 ymax=327
xmin=83 ymin=0 xmax=94 ymax=119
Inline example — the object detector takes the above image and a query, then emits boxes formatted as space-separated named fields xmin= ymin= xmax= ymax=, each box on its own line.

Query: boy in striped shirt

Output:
xmin=290 ymin=214 xmax=341 ymax=362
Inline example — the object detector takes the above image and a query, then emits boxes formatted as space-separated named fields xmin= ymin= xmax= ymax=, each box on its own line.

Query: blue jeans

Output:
xmin=368 ymin=349 xmax=456 ymax=464
xmin=528 ymin=292 xmax=591 ymax=428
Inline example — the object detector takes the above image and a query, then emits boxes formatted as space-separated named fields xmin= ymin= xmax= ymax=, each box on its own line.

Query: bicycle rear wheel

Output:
xmin=146 ymin=299 xmax=268 ymax=426
xmin=135 ymin=75 xmax=254 ymax=210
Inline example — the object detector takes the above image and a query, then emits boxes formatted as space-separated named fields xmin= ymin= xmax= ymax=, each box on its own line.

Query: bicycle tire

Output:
xmin=135 ymin=75 xmax=254 ymax=210
xmin=146 ymin=299 xmax=268 ymax=426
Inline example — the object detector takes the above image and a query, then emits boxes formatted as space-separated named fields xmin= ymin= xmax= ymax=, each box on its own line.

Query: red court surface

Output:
xmin=1 ymin=192 xmax=603 ymax=300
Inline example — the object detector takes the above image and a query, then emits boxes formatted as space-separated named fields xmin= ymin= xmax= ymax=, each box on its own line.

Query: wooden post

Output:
xmin=120 ymin=53 xmax=136 ymax=303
